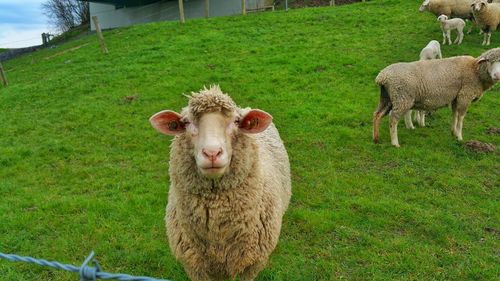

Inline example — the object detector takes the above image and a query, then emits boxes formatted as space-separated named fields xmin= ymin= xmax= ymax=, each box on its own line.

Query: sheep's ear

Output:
xmin=477 ymin=57 xmax=489 ymax=65
xmin=239 ymin=109 xmax=272 ymax=134
xmin=150 ymin=110 xmax=186 ymax=135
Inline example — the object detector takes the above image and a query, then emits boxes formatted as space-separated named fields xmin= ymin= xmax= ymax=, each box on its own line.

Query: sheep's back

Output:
xmin=473 ymin=3 xmax=500 ymax=29
xmin=376 ymin=56 xmax=478 ymax=110
xmin=429 ymin=0 xmax=474 ymax=18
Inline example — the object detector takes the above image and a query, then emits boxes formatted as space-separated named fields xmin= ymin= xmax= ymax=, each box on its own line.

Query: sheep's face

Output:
xmin=471 ymin=0 xmax=487 ymax=12
xmin=491 ymin=62 xmax=500 ymax=82
xmin=419 ymin=0 xmax=430 ymax=12
xmin=481 ymin=60 xmax=500 ymax=83
xmin=478 ymin=48 xmax=500 ymax=83
xmin=437 ymin=14 xmax=448 ymax=22
xmin=150 ymin=108 xmax=272 ymax=179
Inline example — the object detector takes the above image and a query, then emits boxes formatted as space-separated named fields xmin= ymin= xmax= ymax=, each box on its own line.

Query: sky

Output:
xmin=0 ymin=0 xmax=51 ymax=48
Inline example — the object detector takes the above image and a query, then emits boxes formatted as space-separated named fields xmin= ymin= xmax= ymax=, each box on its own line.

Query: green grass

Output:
xmin=0 ymin=48 xmax=7 ymax=54
xmin=0 ymin=0 xmax=498 ymax=280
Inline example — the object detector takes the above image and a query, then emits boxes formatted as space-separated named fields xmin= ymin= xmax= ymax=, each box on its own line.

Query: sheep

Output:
xmin=419 ymin=40 xmax=443 ymax=60
xmin=373 ymin=48 xmax=500 ymax=147
xmin=437 ymin=14 xmax=466 ymax=44
xmin=420 ymin=0 xmax=478 ymax=33
xmin=471 ymin=0 xmax=500 ymax=45
xmin=149 ymin=85 xmax=292 ymax=281
xmin=404 ymin=40 xmax=444 ymax=129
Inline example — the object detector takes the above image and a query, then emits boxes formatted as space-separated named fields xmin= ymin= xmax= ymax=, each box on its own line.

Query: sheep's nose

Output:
xmin=202 ymin=147 xmax=223 ymax=162
xmin=494 ymin=72 xmax=500 ymax=80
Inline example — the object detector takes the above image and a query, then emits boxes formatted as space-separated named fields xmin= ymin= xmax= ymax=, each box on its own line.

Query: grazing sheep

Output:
xmin=150 ymin=85 xmax=292 ymax=281
xmin=471 ymin=0 xmax=500 ymax=45
xmin=420 ymin=0 xmax=478 ymax=33
xmin=404 ymin=40 xmax=443 ymax=129
xmin=373 ymin=48 xmax=500 ymax=147
xmin=437 ymin=14 xmax=466 ymax=44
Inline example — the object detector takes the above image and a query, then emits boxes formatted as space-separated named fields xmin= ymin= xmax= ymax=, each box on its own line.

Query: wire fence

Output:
xmin=0 ymin=251 xmax=171 ymax=281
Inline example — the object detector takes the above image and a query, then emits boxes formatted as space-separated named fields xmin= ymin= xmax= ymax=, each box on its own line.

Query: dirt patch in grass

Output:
xmin=123 ymin=95 xmax=139 ymax=103
xmin=464 ymin=140 xmax=496 ymax=153
xmin=486 ymin=127 xmax=500 ymax=135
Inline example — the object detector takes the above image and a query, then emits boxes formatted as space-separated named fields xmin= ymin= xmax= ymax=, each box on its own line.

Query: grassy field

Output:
xmin=0 ymin=0 xmax=498 ymax=280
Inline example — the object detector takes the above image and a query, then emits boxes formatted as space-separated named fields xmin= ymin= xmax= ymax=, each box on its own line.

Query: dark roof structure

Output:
xmin=82 ymin=0 xmax=163 ymax=9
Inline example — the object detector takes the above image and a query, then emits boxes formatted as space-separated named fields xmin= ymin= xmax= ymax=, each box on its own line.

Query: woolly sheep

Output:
xmin=471 ymin=0 xmax=500 ymax=45
xmin=420 ymin=0 xmax=478 ymax=33
xmin=437 ymin=14 xmax=466 ymax=44
xmin=404 ymin=40 xmax=443 ymax=129
xmin=373 ymin=48 xmax=500 ymax=147
xmin=149 ymin=85 xmax=292 ymax=281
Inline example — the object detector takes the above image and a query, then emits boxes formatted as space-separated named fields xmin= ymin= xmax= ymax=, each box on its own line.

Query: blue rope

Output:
xmin=0 ymin=251 xmax=171 ymax=281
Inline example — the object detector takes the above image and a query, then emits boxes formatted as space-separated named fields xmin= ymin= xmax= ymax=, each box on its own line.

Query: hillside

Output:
xmin=0 ymin=0 xmax=498 ymax=280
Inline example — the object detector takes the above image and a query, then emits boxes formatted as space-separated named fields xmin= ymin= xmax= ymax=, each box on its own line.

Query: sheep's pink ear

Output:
xmin=239 ymin=109 xmax=272 ymax=134
xmin=150 ymin=110 xmax=186 ymax=135
xmin=477 ymin=57 xmax=489 ymax=65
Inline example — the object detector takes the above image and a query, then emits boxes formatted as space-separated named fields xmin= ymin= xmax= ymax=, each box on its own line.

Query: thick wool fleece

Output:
xmin=165 ymin=89 xmax=291 ymax=281
xmin=425 ymin=0 xmax=475 ymax=19
xmin=473 ymin=2 xmax=500 ymax=33
xmin=188 ymin=85 xmax=237 ymax=120
xmin=375 ymin=51 xmax=498 ymax=112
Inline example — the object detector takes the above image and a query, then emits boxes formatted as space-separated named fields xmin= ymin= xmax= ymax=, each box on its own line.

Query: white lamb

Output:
xmin=404 ymin=40 xmax=443 ymax=129
xmin=419 ymin=40 xmax=443 ymax=60
xmin=437 ymin=14 xmax=466 ymax=44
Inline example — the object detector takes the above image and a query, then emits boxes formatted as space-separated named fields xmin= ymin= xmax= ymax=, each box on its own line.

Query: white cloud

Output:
xmin=0 ymin=0 xmax=51 ymax=48
xmin=0 ymin=23 xmax=50 ymax=48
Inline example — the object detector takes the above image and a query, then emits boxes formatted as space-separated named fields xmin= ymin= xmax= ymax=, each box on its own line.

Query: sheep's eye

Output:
xmin=234 ymin=119 xmax=240 ymax=124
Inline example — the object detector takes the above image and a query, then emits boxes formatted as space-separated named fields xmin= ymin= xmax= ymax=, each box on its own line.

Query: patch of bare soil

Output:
xmin=464 ymin=140 xmax=496 ymax=153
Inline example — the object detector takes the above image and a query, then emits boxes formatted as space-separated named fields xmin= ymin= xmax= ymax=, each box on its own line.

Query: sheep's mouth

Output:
xmin=199 ymin=166 xmax=227 ymax=178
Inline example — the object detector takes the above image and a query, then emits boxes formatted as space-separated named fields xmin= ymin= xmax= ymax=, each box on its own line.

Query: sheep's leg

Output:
xmin=373 ymin=95 xmax=391 ymax=144
xmin=404 ymin=110 xmax=415 ymax=129
xmin=447 ymin=30 xmax=452 ymax=45
xmin=418 ymin=111 xmax=426 ymax=127
xmin=455 ymin=110 xmax=467 ymax=141
xmin=389 ymin=113 xmax=402 ymax=147
xmin=438 ymin=49 xmax=443 ymax=59
xmin=455 ymin=28 xmax=463 ymax=44
xmin=451 ymin=101 xmax=458 ymax=136
xmin=482 ymin=33 xmax=488 ymax=45
xmin=442 ymin=31 xmax=447 ymax=45
xmin=486 ymin=32 xmax=491 ymax=46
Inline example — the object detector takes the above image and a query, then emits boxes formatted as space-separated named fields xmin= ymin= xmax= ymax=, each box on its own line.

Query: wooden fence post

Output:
xmin=179 ymin=0 xmax=185 ymax=23
xmin=0 ymin=62 xmax=8 ymax=87
xmin=330 ymin=0 xmax=335 ymax=6
xmin=242 ymin=0 xmax=246 ymax=15
xmin=205 ymin=0 xmax=209 ymax=18
xmin=92 ymin=16 xmax=109 ymax=54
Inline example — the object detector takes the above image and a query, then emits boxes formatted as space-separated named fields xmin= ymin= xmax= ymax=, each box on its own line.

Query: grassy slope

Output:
xmin=0 ymin=0 xmax=498 ymax=280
